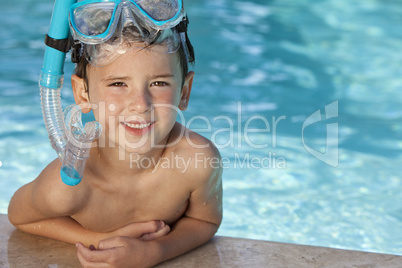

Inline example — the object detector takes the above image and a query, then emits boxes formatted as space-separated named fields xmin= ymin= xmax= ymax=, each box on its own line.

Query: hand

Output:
xmin=112 ymin=220 xmax=170 ymax=241
xmin=76 ymin=221 xmax=169 ymax=268
xmin=76 ymin=237 xmax=156 ymax=268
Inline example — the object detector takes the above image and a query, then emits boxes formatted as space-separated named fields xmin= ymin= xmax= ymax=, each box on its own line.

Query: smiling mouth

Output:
xmin=122 ymin=121 xmax=154 ymax=129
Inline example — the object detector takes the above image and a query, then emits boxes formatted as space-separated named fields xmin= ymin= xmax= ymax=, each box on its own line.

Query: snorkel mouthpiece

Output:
xmin=61 ymin=105 xmax=102 ymax=185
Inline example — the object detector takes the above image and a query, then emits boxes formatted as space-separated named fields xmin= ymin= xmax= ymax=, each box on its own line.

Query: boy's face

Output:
xmin=72 ymin=48 xmax=194 ymax=155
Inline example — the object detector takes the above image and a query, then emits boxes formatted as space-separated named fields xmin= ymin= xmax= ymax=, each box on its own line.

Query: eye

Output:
xmin=151 ymin=81 xmax=169 ymax=87
xmin=108 ymin=82 xmax=126 ymax=87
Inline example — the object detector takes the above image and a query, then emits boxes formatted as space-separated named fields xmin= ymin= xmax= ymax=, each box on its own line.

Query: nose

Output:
xmin=128 ymin=88 xmax=151 ymax=114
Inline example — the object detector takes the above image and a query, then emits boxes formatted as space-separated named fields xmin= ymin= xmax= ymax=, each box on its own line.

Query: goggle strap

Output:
xmin=45 ymin=34 xmax=71 ymax=53
xmin=177 ymin=15 xmax=194 ymax=63
xmin=179 ymin=32 xmax=190 ymax=64
xmin=177 ymin=15 xmax=189 ymax=33
xmin=71 ymin=39 xmax=83 ymax=63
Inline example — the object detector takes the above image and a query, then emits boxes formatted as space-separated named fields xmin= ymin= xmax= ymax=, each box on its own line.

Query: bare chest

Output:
xmin=72 ymin=172 xmax=190 ymax=232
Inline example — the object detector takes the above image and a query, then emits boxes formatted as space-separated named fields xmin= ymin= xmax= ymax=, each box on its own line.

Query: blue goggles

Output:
xmin=69 ymin=0 xmax=184 ymax=44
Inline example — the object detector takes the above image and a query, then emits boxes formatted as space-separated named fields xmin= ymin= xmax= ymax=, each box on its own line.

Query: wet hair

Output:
xmin=74 ymin=30 xmax=195 ymax=93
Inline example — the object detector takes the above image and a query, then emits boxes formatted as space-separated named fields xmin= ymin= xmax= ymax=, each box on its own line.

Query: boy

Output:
xmin=8 ymin=0 xmax=222 ymax=267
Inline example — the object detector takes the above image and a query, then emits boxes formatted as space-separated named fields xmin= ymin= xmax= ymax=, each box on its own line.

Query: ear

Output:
xmin=71 ymin=74 xmax=91 ymax=113
xmin=179 ymin=71 xmax=194 ymax=111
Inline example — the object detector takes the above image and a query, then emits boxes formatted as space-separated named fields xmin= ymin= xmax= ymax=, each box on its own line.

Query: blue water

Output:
xmin=1 ymin=0 xmax=402 ymax=255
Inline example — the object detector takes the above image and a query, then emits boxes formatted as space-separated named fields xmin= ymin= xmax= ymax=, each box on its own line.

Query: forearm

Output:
xmin=14 ymin=216 xmax=106 ymax=247
xmin=149 ymin=216 xmax=219 ymax=266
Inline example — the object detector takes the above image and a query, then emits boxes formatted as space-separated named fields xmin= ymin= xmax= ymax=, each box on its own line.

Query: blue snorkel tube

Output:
xmin=40 ymin=0 xmax=101 ymax=186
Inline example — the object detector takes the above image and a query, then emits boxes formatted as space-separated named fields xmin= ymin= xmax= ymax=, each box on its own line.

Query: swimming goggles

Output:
xmin=69 ymin=0 xmax=184 ymax=45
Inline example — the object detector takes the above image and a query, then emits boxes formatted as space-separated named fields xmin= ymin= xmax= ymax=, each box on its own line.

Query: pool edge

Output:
xmin=1 ymin=213 xmax=401 ymax=267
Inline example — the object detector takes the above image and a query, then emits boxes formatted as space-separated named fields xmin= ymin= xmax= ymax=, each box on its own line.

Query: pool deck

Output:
xmin=1 ymin=214 xmax=401 ymax=267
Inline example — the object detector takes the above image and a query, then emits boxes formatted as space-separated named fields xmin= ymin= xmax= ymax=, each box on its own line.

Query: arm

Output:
xmin=12 ymin=215 xmax=113 ymax=246
xmin=77 ymin=145 xmax=223 ymax=267
xmin=8 ymin=160 xmax=169 ymax=247
xmin=11 ymin=215 xmax=169 ymax=247
xmin=149 ymin=145 xmax=223 ymax=263
xmin=8 ymin=159 xmax=104 ymax=246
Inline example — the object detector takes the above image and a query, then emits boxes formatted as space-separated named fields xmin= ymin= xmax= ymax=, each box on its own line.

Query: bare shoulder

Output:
xmin=8 ymin=159 xmax=91 ymax=225
xmin=31 ymin=159 xmax=90 ymax=216
xmin=169 ymin=123 xmax=223 ymax=225
xmin=170 ymin=123 xmax=222 ymax=188
xmin=171 ymin=122 xmax=220 ymax=156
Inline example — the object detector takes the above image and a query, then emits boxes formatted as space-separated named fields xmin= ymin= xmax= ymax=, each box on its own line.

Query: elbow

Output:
xmin=8 ymin=213 xmax=22 ymax=230
xmin=210 ymin=224 xmax=219 ymax=238
xmin=204 ymin=222 xmax=220 ymax=243
xmin=7 ymin=196 xmax=31 ymax=227
xmin=7 ymin=201 xmax=18 ymax=227
xmin=213 ymin=208 xmax=223 ymax=232
xmin=207 ymin=208 xmax=222 ymax=237
xmin=207 ymin=217 xmax=222 ymax=238
xmin=7 ymin=188 xmax=26 ymax=227
xmin=7 ymin=214 xmax=16 ymax=227
xmin=7 ymin=204 xmax=22 ymax=228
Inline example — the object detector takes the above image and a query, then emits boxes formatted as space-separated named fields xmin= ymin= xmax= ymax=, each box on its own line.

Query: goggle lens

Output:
xmin=72 ymin=3 xmax=115 ymax=37
xmin=135 ymin=0 xmax=181 ymax=22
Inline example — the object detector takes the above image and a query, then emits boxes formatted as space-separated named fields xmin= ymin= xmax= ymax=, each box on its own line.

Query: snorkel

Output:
xmin=40 ymin=0 xmax=101 ymax=186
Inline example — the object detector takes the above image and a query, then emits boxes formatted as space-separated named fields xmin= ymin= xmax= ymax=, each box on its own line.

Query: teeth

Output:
xmin=124 ymin=122 xmax=152 ymax=129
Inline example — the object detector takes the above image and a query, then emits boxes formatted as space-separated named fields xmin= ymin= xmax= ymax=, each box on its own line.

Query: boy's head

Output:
xmin=70 ymin=0 xmax=195 ymax=89
xmin=69 ymin=1 xmax=196 ymax=152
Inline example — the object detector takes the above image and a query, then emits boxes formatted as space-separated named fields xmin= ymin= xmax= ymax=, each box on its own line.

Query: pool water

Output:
xmin=1 ymin=0 xmax=402 ymax=255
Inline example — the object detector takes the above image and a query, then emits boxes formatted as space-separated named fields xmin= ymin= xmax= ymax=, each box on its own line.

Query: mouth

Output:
xmin=122 ymin=121 xmax=153 ymax=129
xmin=121 ymin=120 xmax=155 ymax=136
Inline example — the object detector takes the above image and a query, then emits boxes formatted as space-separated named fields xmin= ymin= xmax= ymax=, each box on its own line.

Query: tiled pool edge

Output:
xmin=1 ymin=214 xmax=401 ymax=268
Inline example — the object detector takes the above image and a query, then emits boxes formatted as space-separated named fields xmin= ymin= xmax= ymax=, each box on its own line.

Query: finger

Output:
xmin=140 ymin=224 xmax=170 ymax=241
xmin=97 ymin=236 xmax=129 ymax=250
xmin=133 ymin=220 xmax=166 ymax=235
xmin=76 ymin=242 xmax=113 ymax=265
xmin=117 ymin=220 xmax=166 ymax=238
xmin=77 ymin=249 xmax=109 ymax=268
